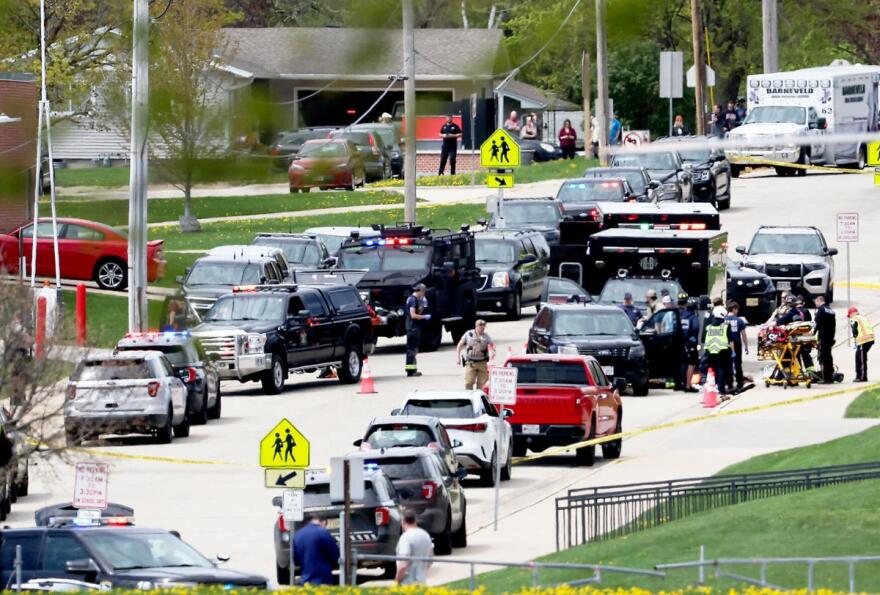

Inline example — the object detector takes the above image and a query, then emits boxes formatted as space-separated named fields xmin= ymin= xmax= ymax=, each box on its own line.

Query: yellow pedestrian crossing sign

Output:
xmin=486 ymin=173 xmax=514 ymax=188
xmin=481 ymin=129 xmax=520 ymax=168
xmin=868 ymin=141 xmax=880 ymax=167
xmin=260 ymin=418 xmax=310 ymax=468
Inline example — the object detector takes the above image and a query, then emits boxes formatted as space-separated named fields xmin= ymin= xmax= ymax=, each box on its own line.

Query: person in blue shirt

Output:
xmin=293 ymin=516 xmax=340 ymax=585
xmin=619 ymin=292 xmax=643 ymax=326
xmin=609 ymin=114 xmax=622 ymax=145
xmin=725 ymin=301 xmax=749 ymax=391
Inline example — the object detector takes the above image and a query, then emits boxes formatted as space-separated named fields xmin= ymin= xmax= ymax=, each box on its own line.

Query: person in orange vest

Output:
xmin=848 ymin=307 xmax=874 ymax=382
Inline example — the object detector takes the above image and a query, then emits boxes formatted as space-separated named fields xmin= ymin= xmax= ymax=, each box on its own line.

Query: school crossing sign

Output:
xmin=260 ymin=418 xmax=310 ymax=468
xmin=480 ymin=129 xmax=521 ymax=169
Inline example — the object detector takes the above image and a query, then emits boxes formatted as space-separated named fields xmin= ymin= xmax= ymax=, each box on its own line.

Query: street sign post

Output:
xmin=259 ymin=418 xmax=310 ymax=469
xmin=264 ymin=468 xmax=306 ymax=489
xmin=282 ymin=489 xmax=304 ymax=524
xmin=837 ymin=212 xmax=858 ymax=311
xmin=480 ymin=129 xmax=521 ymax=230
xmin=488 ymin=366 xmax=518 ymax=532
xmin=73 ymin=462 xmax=109 ymax=510
xmin=659 ymin=51 xmax=684 ymax=136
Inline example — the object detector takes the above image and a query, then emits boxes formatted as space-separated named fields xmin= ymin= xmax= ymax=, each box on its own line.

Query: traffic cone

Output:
xmin=702 ymin=368 xmax=718 ymax=408
xmin=521 ymin=341 xmax=528 ymax=354
xmin=358 ymin=358 xmax=377 ymax=394
xmin=507 ymin=345 xmax=514 ymax=361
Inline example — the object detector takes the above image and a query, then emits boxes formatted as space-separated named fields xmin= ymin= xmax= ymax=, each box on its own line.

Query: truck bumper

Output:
xmin=476 ymin=288 xmax=515 ymax=312
xmin=512 ymin=424 xmax=586 ymax=452
xmin=215 ymin=354 xmax=271 ymax=381
xmin=65 ymin=411 xmax=171 ymax=436
xmin=726 ymin=147 xmax=800 ymax=165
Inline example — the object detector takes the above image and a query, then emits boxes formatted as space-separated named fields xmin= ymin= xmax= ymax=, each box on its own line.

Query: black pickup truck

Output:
xmin=191 ymin=283 xmax=375 ymax=394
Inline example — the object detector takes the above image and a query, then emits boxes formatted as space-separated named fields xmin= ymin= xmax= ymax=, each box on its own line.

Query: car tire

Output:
xmin=826 ymin=286 xmax=834 ymax=305
xmin=381 ymin=561 xmax=396 ymax=580
xmin=192 ymin=387 xmax=209 ymax=426
xmin=94 ymin=258 xmax=127 ymax=291
xmin=261 ymin=353 xmax=287 ymax=395
xmin=419 ymin=322 xmax=444 ymax=353
xmin=500 ymin=441 xmax=513 ymax=481
xmin=575 ymin=422 xmax=596 ymax=466
xmin=433 ymin=513 xmax=453 ymax=555
xmin=8 ymin=478 xmax=17 ymax=505
xmin=451 ymin=502 xmax=467 ymax=548
xmin=337 ymin=343 xmax=363 ymax=384
xmin=512 ymin=440 xmax=527 ymax=458
xmin=506 ymin=289 xmax=522 ymax=321
xmin=718 ymin=197 xmax=731 ymax=210
xmin=173 ymin=411 xmax=191 ymax=438
xmin=632 ymin=378 xmax=649 ymax=397
xmin=156 ymin=406 xmax=174 ymax=444
xmin=383 ymin=161 xmax=392 ymax=180
xmin=0 ymin=494 xmax=7 ymax=521
xmin=602 ymin=418 xmax=623 ymax=460
xmin=730 ymin=164 xmax=742 ymax=178
xmin=207 ymin=384 xmax=222 ymax=420
xmin=856 ymin=146 xmax=867 ymax=170
xmin=480 ymin=451 xmax=497 ymax=487
xmin=65 ymin=428 xmax=81 ymax=447
xmin=276 ymin=563 xmax=290 ymax=585
xmin=16 ymin=467 xmax=28 ymax=498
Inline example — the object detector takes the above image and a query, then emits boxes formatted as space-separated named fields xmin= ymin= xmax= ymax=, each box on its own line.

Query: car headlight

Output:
xmin=629 ymin=343 xmax=645 ymax=358
xmin=661 ymin=182 xmax=679 ymax=194
xmin=491 ymin=272 xmax=510 ymax=288
xmin=803 ymin=262 xmax=827 ymax=272
xmin=244 ymin=333 xmax=267 ymax=355
xmin=540 ymin=143 xmax=555 ymax=152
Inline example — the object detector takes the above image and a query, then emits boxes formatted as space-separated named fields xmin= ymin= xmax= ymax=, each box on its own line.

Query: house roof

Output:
xmin=499 ymin=79 xmax=579 ymax=111
xmin=220 ymin=27 xmax=504 ymax=80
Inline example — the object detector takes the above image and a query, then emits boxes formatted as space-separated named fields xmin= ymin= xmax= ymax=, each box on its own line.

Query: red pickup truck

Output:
xmin=500 ymin=354 xmax=623 ymax=466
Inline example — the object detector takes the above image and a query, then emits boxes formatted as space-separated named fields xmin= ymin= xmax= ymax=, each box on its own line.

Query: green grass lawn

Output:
xmin=60 ymin=290 xmax=163 ymax=348
xmin=55 ymin=160 xmax=288 ymax=189
xmin=845 ymin=387 xmax=880 ymax=419
xmin=53 ymin=191 xmax=404 ymax=227
xmin=371 ymin=156 xmax=597 ymax=188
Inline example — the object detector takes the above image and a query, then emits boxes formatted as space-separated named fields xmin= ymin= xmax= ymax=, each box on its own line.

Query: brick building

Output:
xmin=0 ymin=73 xmax=37 ymax=234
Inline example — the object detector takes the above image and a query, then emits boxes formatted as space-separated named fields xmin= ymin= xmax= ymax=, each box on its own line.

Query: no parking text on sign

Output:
xmin=837 ymin=213 xmax=858 ymax=243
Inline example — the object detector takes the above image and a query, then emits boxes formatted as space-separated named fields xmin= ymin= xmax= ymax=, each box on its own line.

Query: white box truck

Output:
xmin=725 ymin=61 xmax=880 ymax=176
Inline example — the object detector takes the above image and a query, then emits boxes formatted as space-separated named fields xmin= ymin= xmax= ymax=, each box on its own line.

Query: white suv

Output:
xmin=395 ymin=389 xmax=513 ymax=486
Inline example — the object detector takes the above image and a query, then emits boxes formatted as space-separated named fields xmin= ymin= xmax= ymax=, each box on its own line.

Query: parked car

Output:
xmin=0 ymin=515 xmax=266 ymax=589
xmin=272 ymin=469 xmax=402 ymax=584
xmin=528 ymin=304 xmax=649 ymax=395
xmin=355 ymin=415 xmax=458 ymax=476
xmin=0 ymin=408 xmax=29 ymax=520
xmin=206 ymin=245 xmax=291 ymax=281
xmin=499 ymin=354 xmax=624 ymax=464
xmin=288 ymin=139 xmax=366 ymax=192
xmin=328 ymin=130 xmax=391 ymax=182
xmin=518 ymin=138 xmax=563 ymax=162
xmin=349 ymin=123 xmax=403 ymax=178
xmin=191 ymin=283 xmax=374 ymax=394
xmin=656 ymin=136 xmax=732 ymax=209
xmin=251 ymin=233 xmax=333 ymax=272
xmin=608 ymin=151 xmax=693 ymax=202
xmin=474 ymin=230 xmax=551 ymax=319
xmin=270 ymin=128 xmax=336 ymax=171
xmin=115 ymin=331 xmax=221 ymax=425
xmin=0 ymin=218 xmax=166 ymax=290
xmin=541 ymin=276 xmax=592 ymax=306
xmin=737 ymin=225 xmax=837 ymax=302
xmin=64 ymin=351 xmax=189 ymax=445
xmin=393 ymin=389 xmax=513 ymax=485
xmin=485 ymin=198 xmax=564 ymax=245
xmin=727 ymin=258 xmax=777 ymax=323
xmin=347 ymin=447 xmax=467 ymax=555
xmin=303 ymin=226 xmax=380 ymax=256
xmin=583 ymin=166 xmax=660 ymax=202
xmin=555 ymin=178 xmax=637 ymax=219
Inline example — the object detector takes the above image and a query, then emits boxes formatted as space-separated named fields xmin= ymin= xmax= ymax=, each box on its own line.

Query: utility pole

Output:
xmin=582 ymin=51 xmax=591 ymax=159
xmin=128 ymin=0 xmax=149 ymax=332
xmin=595 ymin=0 xmax=609 ymax=166
xmin=690 ymin=0 xmax=706 ymax=134
xmin=402 ymin=0 xmax=417 ymax=224
xmin=762 ymin=0 xmax=778 ymax=73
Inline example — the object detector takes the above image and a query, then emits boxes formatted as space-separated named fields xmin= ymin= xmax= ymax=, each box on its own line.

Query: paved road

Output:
xmin=12 ymin=170 xmax=880 ymax=587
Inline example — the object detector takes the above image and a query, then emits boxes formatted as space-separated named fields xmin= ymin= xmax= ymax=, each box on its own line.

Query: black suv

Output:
xmin=474 ymin=230 xmax=550 ymax=319
xmin=191 ymin=284 xmax=375 ymax=394
xmin=555 ymin=177 xmax=637 ymax=218
xmin=337 ymin=224 xmax=481 ymax=351
xmin=528 ymin=304 xmax=649 ymax=395
xmin=609 ymin=150 xmax=693 ymax=202
xmin=252 ymin=233 xmax=334 ymax=272
xmin=347 ymin=447 xmax=467 ymax=555
xmin=115 ymin=331 xmax=221 ymax=424
xmin=179 ymin=251 xmax=288 ymax=316
xmin=583 ymin=166 xmax=660 ymax=202
xmin=656 ymin=136 xmax=731 ymax=209
xmin=0 ymin=517 xmax=266 ymax=589
xmin=485 ymin=198 xmax=564 ymax=245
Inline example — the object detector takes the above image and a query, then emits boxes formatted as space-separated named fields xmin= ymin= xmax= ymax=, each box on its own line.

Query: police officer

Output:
xmin=678 ymin=294 xmax=700 ymax=392
xmin=619 ymin=292 xmax=643 ymax=326
xmin=848 ymin=307 xmax=874 ymax=382
xmin=701 ymin=305 xmax=734 ymax=395
xmin=455 ymin=319 xmax=496 ymax=389
xmin=405 ymin=283 xmax=431 ymax=377
xmin=813 ymin=295 xmax=836 ymax=383
xmin=774 ymin=294 xmax=800 ymax=324
xmin=438 ymin=114 xmax=462 ymax=175
xmin=725 ymin=301 xmax=749 ymax=391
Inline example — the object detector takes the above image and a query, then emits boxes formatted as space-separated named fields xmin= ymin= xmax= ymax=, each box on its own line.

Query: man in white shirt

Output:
xmin=395 ymin=509 xmax=433 ymax=584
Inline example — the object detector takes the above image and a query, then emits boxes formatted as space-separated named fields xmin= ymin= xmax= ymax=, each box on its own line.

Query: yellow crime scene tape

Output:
xmin=728 ymin=156 xmax=873 ymax=175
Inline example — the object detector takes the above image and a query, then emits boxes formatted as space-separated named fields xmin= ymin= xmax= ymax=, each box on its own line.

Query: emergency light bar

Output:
xmin=363 ymin=237 xmax=412 ymax=246
xmin=123 ymin=331 xmax=190 ymax=340
xmin=602 ymin=246 xmax=693 ymax=255
xmin=617 ymin=222 xmax=707 ymax=231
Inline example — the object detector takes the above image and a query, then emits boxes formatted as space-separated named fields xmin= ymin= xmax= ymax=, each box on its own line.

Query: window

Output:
xmin=155 ymin=357 xmax=175 ymax=378
xmin=301 ymin=292 xmax=328 ymax=317
xmin=509 ymin=361 xmax=589 ymax=385
xmin=588 ymin=361 xmax=610 ymax=386
xmin=118 ymin=344 xmax=188 ymax=366
xmin=534 ymin=309 xmax=552 ymax=330
xmin=20 ymin=222 xmax=57 ymax=239
xmin=365 ymin=425 xmax=434 ymax=449
xmin=1 ymin=534 xmax=41 ymax=571
xmin=78 ymin=532 xmax=212 ymax=571
xmin=328 ymin=288 xmax=364 ymax=314
xmin=287 ymin=297 xmax=306 ymax=317
xmin=42 ymin=535 xmax=89 ymax=572
xmin=402 ymin=399 xmax=475 ymax=418
xmin=532 ymin=235 xmax=551 ymax=260
xmin=518 ymin=240 xmax=530 ymax=260
xmin=64 ymin=224 xmax=104 ymax=241
xmin=522 ymin=238 xmax=537 ymax=256
xmin=74 ymin=359 xmax=152 ymax=381
xmin=481 ymin=395 xmax=499 ymax=417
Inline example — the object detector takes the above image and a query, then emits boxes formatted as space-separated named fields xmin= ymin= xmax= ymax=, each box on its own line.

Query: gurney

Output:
xmin=758 ymin=322 xmax=817 ymax=388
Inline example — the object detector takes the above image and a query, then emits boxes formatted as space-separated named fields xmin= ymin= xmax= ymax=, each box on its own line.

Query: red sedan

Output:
xmin=0 ymin=218 xmax=166 ymax=290
xmin=288 ymin=139 xmax=366 ymax=192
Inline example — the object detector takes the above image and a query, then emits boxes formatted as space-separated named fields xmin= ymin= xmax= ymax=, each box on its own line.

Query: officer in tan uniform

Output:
xmin=455 ymin=319 xmax=495 ymax=390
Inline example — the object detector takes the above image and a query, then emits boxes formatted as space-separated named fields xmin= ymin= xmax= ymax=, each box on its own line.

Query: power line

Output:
xmin=497 ymin=0 xmax=583 ymax=77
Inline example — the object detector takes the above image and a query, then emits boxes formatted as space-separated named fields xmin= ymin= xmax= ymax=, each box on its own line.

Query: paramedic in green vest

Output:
xmin=848 ymin=307 xmax=875 ymax=382
xmin=701 ymin=305 xmax=735 ymax=394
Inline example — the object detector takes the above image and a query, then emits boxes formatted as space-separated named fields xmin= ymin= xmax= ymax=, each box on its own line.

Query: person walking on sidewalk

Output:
xmin=405 ymin=284 xmax=431 ymax=377
xmin=456 ymin=319 xmax=496 ymax=389
xmin=293 ymin=516 xmax=340 ymax=586
xmin=814 ymin=295 xmax=836 ymax=383
xmin=848 ymin=307 xmax=874 ymax=382
xmin=395 ymin=509 xmax=433 ymax=585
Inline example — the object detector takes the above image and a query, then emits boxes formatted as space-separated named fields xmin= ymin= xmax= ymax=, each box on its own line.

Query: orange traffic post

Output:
xmin=35 ymin=295 xmax=47 ymax=358
xmin=76 ymin=283 xmax=87 ymax=346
